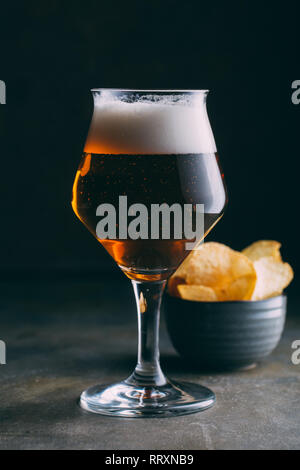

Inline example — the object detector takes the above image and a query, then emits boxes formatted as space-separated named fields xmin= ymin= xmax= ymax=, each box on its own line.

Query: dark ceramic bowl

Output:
xmin=164 ymin=294 xmax=287 ymax=370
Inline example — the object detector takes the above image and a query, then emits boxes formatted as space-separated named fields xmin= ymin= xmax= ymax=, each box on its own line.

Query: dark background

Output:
xmin=0 ymin=1 xmax=299 ymax=292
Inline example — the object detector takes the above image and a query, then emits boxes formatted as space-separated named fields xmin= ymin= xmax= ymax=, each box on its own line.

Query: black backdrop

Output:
xmin=0 ymin=1 xmax=299 ymax=293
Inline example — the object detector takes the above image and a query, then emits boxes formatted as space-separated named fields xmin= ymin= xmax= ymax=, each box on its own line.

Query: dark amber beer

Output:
xmin=72 ymin=151 xmax=225 ymax=281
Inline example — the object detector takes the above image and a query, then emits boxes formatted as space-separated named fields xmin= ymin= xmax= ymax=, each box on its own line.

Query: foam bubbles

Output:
xmin=84 ymin=93 xmax=217 ymax=155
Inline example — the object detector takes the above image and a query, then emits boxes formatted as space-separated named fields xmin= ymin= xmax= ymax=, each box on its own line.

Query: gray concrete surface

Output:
xmin=0 ymin=278 xmax=299 ymax=450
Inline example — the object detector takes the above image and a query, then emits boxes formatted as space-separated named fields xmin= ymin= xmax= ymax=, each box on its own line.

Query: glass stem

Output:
xmin=126 ymin=280 xmax=168 ymax=387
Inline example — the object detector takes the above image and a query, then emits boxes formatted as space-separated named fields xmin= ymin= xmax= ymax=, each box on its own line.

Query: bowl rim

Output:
xmin=164 ymin=292 xmax=287 ymax=305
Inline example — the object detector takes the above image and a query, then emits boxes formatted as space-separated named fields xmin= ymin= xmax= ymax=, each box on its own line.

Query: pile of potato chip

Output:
xmin=168 ymin=241 xmax=293 ymax=301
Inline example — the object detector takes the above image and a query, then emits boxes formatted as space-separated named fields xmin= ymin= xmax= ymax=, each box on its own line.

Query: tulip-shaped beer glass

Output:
xmin=72 ymin=89 xmax=226 ymax=417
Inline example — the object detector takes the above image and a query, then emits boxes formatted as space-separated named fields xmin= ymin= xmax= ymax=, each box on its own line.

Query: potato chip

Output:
xmin=184 ymin=242 xmax=257 ymax=301
xmin=167 ymin=276 xmax=186 ymax=297
xmin=251 ymin=256 xmax=294 ymax=300
xmin=167 ymin=251 xmax=197 ymax=296
xmin=177 ymin=284 xmax=218 ymax=302
xmin=168 ymin=240 xmax=293 ymax=302
xmin=242 ymin=240 xmax=281 ymax=262
xmin=214 ymin=275 xmax=258 ymax=301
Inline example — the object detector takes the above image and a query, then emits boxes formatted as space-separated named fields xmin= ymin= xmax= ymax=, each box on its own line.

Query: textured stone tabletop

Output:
xmin=0 ymin=278 xmax=299 ymax=450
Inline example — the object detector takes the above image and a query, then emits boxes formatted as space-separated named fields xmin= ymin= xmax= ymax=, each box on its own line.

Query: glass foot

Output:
xmin=80 ymin=379 xmax=215 ymax=418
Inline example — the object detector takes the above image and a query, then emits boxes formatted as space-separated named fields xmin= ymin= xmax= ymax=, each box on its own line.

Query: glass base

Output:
xmin=80 ymin=379 xmax=215 ymax=418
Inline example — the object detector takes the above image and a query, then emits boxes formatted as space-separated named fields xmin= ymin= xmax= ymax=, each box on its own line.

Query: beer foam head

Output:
xmin=84 ymin=91 xmax=217 ymax=154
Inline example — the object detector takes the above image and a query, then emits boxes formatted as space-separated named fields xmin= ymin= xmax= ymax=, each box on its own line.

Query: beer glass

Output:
xmin=72 ymin=89 xmax=227 ymax=417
